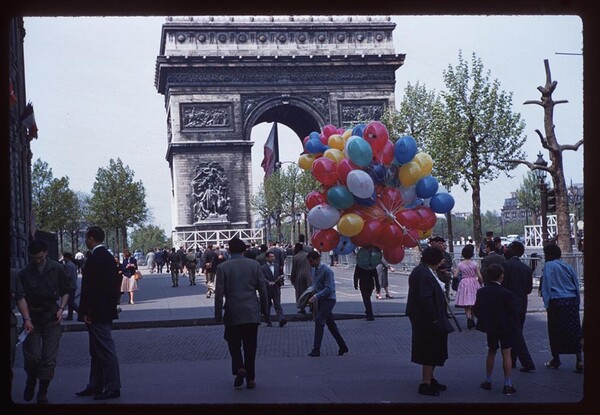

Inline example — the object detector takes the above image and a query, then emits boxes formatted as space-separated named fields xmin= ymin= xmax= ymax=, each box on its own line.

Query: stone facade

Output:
xmin=155 ymin=15 xmax=404 ymax=233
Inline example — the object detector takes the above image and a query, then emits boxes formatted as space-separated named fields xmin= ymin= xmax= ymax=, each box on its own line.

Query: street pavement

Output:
xmin=11 ymin=264 xmax=588 ymax=412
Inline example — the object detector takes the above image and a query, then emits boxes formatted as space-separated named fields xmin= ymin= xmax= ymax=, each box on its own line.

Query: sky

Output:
xmin=22 ymin=15 xmax=584 ymax=236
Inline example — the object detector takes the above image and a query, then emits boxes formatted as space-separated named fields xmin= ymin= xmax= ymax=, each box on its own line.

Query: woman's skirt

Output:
xmin=121 ymin=276 xmax=138 ymax=293
xmin=547 ymin=296 xmax=582 ymax=355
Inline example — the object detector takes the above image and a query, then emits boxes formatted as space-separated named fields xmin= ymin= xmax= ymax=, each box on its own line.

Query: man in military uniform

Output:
xmin=18 ymin=239 xmax=70 ymax=403
xmin=10 ymin=269 xmax=33 ymax=403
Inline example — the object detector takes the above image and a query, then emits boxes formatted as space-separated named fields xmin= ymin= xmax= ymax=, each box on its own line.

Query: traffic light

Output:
xmin=547 ymin=188 xmax=557 ymax=213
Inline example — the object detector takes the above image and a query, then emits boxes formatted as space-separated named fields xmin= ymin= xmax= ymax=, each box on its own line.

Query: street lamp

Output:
xmin=533 ymin=152 xmax=549 ymax=246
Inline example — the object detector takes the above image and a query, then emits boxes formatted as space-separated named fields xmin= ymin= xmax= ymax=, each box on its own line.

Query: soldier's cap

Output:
xmin=429 ymin=236 xmax=446 ymax=243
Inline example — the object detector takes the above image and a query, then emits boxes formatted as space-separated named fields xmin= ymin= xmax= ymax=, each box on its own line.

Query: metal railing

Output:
xmin=172 ymin=228 xmax=263 ymax=251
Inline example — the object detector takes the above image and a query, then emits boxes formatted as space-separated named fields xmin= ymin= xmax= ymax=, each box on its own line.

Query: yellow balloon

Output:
xmin=419 ymin=228 xmax=433 ymax=239
xmin=323 ymin=148 xmax=345 ymax=164
xmin=337 ymin=213 xmax=364 ymax=237
xmin=398 ymin=161 xmax=422 ymax=186
xmin=414 ymin=152 xmax=433 ymax=177
xmin=298 ymin=154 xmax=317 ymax=171
xmin=327 ymin=134 xmax=345 ymax=151
xmin=342 ymin=129 xmax=353 ymax=140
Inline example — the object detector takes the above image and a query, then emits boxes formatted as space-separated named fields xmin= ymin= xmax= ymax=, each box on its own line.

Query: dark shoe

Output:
xmin=234 ymin=368 xmax=247 ymax=388
xmin=366 ymin=316 xmax=375 ymax=321
xmin=431 ymin=378 xmax=447 ymax=391
xmin=246 ymin=380 xmax=256 ymax=389
xmin=467 ymin=319 xmax=475 ymax=329
xmin=520 ymin=365 xmax=536 ymax=372
xmin=502 ymin=384 xmax=516 ymax=395
xmin=298 ymin=309 xmax=307 ymax=314
xmin=418 ymin=383 xmax=440 ymax=396
xmin=385 ymin=294 xmax=394 ymax=299
xmin=338 ymin=345 xmax=349 ymax=356
xmin=24 ymin=377 xmax=36 ymax=402
xmin=279 ymin=319 xmax=288 ymax=328
xmin=36 ymin=379 xmax=50 ymax=404
xmin=544 ymin=360 xmax=561 ymax=369
xmin=76 ymin=387 xmax=101 ymax=397
xmin=480 ymin=381 xmax=492 ymax=390
xmin=574 ymin=362 xmax=584 ymax=373
xmin=308 ymin=349 xmax=320 ymax=357
xmin=93 ymin=389 xmax=121 ymax=400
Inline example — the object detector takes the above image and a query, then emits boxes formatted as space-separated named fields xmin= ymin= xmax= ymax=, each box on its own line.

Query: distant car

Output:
xmin=133 ymin=251 xmax=147 ymax=266
xmin=506 ymin=234 xmax=525 ymax=244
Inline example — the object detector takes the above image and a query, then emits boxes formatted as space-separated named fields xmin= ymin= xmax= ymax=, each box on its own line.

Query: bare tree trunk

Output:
xmin=446 ymin=212 xmax=454 ymax=254
xmin=472 ymin=179 xmax=483 ymax=248
xmin=121 ymin=226 xmax=128 ymax=251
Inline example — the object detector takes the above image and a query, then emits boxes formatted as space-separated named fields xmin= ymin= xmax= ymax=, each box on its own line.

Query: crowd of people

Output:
xmin=10 ymin=227 xmax=583 ymax=403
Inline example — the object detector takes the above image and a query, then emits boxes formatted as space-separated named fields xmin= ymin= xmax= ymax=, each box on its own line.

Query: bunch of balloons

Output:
xmin=300 ymin=121 xmax=455 ymax=268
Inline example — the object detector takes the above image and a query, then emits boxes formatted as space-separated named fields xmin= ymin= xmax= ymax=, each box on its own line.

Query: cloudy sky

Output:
xmin=23 ymin=15 xmax=583 ymax=236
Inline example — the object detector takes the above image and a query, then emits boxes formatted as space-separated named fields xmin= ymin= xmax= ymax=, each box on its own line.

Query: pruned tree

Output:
xmin=504 ymin=59 xmax=583 ymax=253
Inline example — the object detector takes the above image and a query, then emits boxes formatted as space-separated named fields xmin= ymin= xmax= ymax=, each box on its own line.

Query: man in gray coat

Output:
xmin=215 ymin=237 xmax=268 ymax=390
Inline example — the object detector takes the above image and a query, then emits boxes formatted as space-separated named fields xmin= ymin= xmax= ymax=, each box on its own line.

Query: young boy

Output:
xmin=473 ymin=263 xmax=518 ymax=395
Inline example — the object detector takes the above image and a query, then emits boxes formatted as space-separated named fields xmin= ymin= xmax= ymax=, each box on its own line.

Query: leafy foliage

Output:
xmin=130 ymin=224 xmax=169 ymax=253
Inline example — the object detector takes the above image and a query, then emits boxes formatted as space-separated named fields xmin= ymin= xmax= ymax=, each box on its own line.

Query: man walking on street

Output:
xmin=18 ymin=239 xmax=70 ymax=404
xmin=168 ymin=248 xmax=181 ymax=287
xmin=215 ymin=237 xmax=268 ymax=390
xmin=306 ymin=251 xmax=349 ymax=357
xmin=261 ymin=251 xmax=287 ymax=327
xmin=76 ymin=226 xmax=123 ymax=400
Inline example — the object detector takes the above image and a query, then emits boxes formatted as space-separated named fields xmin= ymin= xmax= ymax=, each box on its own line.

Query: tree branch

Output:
xmin=534 ymin=129 xmax=550 ymax=148
xmin=554 ymin=99 xmax=569 ymax=105
xmin=560 ymin=139 xmax=584 ymax=151
xmin=523 ymin=100 xmax=543 ymax=106
xmin=502 ymin=159 xmax=553 ymax=175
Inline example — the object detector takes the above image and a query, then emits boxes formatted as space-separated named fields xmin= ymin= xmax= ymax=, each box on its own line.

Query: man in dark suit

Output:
xmin=215 ymin=237 xmax=268 ymax=389
xmin=480 ymin=240 xmax=505 ymax=286
xmin=502 ymin=241 xmax=535 ymax=372
xmin=261 ymin=251 xmax=288 ymax=327
xmin=76 ymin=226 xmax=123 ymax=400
xmin=473 ymin=263 xmax=518 ymax=395
xmin=353 ymin=264 xmax=380 ymax=321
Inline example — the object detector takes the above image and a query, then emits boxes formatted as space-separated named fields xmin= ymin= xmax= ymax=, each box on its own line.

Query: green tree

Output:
xmin=130 ymin=224 xmax=169 ymax=253
xmin=436 ymin=51 xmax=526 ymax=247
xmin=88 ymin=158 xmax=148 ymax=253
xmin=31 ymin=158 xmax=54 ymax=230
xmin=515 ymin=171 xmax=547 ymax=226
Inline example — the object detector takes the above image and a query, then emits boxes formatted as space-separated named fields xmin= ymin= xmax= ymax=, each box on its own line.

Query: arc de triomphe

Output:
xmin=155 ymin=15 xmax=405 ymax=241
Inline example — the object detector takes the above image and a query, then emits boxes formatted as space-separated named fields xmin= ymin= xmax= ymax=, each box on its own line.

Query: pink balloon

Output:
xmin=337 ymin=127 xmax=346 ymax=134
xmin=363 ymin=121 xmax=389 ymax=152
xmin=311 ymin=157 xmax=339 ymax=186
xmin=322 ymin=124 xmax=338 ymax=138
xmin=303 ymin=135 xmax=311 ymax=147
xmin=337 ymin=158 xmax=360 ymax=185
xmin=319 ymin=133 xmax=329 ymax=145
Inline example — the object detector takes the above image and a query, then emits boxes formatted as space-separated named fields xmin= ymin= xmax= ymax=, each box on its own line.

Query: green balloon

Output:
xmin=356 ymin=246 xmax=382 ymax=270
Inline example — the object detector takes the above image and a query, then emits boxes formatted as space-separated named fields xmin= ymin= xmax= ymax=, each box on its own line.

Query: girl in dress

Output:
xmin=454 ymin=244 xmax=483 ymax=329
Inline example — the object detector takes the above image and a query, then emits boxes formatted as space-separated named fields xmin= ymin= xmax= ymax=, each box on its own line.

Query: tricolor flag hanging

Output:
xmin=21 ymin=102 xmax=38 ymax=140
xmin=261 ymin=122 xmax=280 ymax=178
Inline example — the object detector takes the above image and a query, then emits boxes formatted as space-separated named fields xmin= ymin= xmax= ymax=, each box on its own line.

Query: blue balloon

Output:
xmin=333 ymin=236 xmax=356 ymax=255
xmin=352 ymin=123 xmax=366 ymax=137
xmin=326 ymin=185 xmax=355 ymax=210
xmin=305 ymin=138 xmax=327 ymax=154
xmin=367 ymin=162 xmax=387 ymax=185
xmin=353 ymin=191 xmax=377 ymax=207
xmin=356 ymin=246 xmax=382 ymax=270
xmin=415 ymin=176 xmax=439 ymax=199
xmin=309 ymin=131 xmax=321 ymax=141
xmin=429 ymin=192 xmax=455 ymax=213
xmin=346 ymin=137 xmax=373 ymax=167
xmin=394 ymin=135 xmax=418 ymax=164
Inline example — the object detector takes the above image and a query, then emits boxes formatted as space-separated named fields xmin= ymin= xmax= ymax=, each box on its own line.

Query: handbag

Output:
xmin=451 ymin=271 xmax=462 ymax=292
xmin=134 ymin=270 xmax=143 ymax=280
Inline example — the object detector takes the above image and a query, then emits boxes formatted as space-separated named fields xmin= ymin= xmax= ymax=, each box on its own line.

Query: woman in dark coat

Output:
xmin=405 ymin=247 xmax=454 ymax=396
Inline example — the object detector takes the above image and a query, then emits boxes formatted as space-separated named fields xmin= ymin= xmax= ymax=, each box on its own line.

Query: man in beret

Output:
xmin=215 ymin=237 xmax=268 ymax=389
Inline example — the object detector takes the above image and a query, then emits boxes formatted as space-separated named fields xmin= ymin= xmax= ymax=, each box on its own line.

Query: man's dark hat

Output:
xmin=429 ymin=236 xmax=446 ymax=243
xmin=228 ymin=237 xmax=248 ymax=253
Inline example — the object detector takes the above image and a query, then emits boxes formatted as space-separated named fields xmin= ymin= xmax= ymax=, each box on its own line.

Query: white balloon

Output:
xmin=399 ymin=185 xmax=416 ymax=206
xmin=346 ymin=170 xmax=375 ymax=199
xmin=307 ymin=203 xmax=341 ymax=229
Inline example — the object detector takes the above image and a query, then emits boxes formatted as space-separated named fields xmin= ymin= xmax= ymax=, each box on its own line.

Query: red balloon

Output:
xmin=319 ymin=133 xmax=329 ymax=145
xmin=382 ymin=223 xmax=405 ymax=244
xmin=303 ymin=135 xmax=311 ymax=147
xmin=379 ymin=187 xmax=404 ymax=213
xmin=402 ymin=229 xmax=420 ymax=248
xmin=414 ymin=206 xmax=437 ymax=230
xmin=383 ymin=243 xmax=406 ymax=264
xmin=337 ymin=127 xmax=346 ymax=134
xmin=374 ymin=139 xmax=395 ymax=165
xmin=305 ymin=190 xmax=327 ymax=210
xmin=322 ymin=124 xmax=338 ymax=138
xmin=311 ymin=157 xmax=339 ymax=186
xmin=337 ymin=158 xmax=360 ymax=185
xmin=351 ymin=219 xmax=384 ymax=249
xmin=395 ymin=209 xmax=421 ymax=230
xmin=311 ymin=228 xmax=340 ymax=252
xmin=363 ymin=121 xmax=389 ymax=152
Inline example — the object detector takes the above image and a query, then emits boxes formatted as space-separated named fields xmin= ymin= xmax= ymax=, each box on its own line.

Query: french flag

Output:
xmin=21 ymin=102 xmax=38 ymax=139
xmin=261 ymin=122 xmax=280 ymax=178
